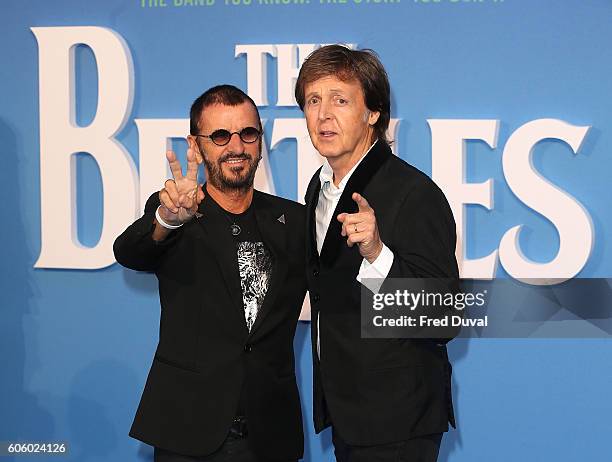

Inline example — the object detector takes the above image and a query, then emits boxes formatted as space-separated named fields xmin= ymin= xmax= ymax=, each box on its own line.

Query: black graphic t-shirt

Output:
xmin=227 ymin=207 xmax=273 ymax=332
xmin=207 ymin=198 xmax=274 ymax=418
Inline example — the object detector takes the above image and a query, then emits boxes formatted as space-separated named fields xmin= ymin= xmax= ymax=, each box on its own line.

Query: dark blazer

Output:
xmin=113 ymin=189 xmax=306 ymax=460
xmin=304 ymin=140 xmax=460 ymax=446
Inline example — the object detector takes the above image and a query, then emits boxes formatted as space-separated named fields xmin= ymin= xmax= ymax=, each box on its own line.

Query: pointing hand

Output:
xmin=337 ymin=193 xmax=383 ymax=263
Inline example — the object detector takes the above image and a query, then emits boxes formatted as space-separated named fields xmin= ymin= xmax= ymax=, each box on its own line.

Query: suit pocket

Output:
xmin=368 ymin=361 xmax=423 ymax=372
xmin=154 ymin=353 xmax=198 ymax=373
xmin=364 ymin=366 xmax=424 ymax=401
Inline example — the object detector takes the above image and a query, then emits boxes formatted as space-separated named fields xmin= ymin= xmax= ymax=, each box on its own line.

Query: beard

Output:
xmin=201 ymin=146 xmax=261 ymax=193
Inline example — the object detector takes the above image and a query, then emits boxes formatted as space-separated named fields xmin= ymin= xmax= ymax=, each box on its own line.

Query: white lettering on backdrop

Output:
xmin=32 ymin=28 xmax=593 ymax=284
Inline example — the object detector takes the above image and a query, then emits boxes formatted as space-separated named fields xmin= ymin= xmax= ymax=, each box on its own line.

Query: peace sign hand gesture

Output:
xmin=157 ymin=148 xmax=205 ymax=227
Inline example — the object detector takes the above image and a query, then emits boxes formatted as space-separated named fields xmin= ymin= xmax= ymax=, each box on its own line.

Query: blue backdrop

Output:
xmin=2 ymin=1 xmax=612 ymax=461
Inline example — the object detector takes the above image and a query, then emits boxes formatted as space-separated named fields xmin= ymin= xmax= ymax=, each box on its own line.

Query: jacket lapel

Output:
xmin=248 ymin=192 xmax=288 ymax=337
xmin=194 ymin=194 xmax=249 ymax=337
xmin=304 ymin=167 xmax=323 ymax=265
xmin=319 ymin=140 xmax=391 ymax=266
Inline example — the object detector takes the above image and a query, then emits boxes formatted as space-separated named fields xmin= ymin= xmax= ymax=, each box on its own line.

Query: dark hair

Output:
xmin=190 ymin=84 xmax=261 ymax=135
xmin=295 ymin=45 xmax=391 ymax=144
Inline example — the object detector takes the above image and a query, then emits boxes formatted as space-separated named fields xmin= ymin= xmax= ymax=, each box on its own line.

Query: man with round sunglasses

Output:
xmin=114 ymin=85 xmax=306 ymax=462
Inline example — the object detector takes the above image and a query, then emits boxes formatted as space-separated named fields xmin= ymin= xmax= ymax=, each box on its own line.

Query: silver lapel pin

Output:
xmin=277 ymin=214 xmax=285 ymax=224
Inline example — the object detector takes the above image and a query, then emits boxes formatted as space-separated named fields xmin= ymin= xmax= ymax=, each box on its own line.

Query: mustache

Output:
xmin=219 ymin=152 xmax=251 ymax=162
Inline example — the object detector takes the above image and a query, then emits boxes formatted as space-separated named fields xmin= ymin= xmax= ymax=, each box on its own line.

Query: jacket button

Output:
xmin=313 ymin=294 xmax=320 ymax=303
xmin=244 ymin=344 xmax=252 ymax=353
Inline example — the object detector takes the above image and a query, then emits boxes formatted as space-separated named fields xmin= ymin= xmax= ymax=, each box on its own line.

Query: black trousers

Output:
xmin=154 ymin=436 xmax=297 ymax=462
xmin=154 ymin=437 xmax=258 ymax=462
xmin=332 ymin=429 xmax=442 ymax=462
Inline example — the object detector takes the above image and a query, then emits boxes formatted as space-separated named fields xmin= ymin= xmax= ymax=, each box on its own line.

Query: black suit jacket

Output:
xmin=305 ymin=140 xmax=460 ymax=446
xmin=113 ymin=189 xmax=306 ymax=460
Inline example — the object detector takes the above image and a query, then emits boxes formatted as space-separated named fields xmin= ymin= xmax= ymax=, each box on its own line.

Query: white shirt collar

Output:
xmin=319 ymin=140 xmax=378 ymax=190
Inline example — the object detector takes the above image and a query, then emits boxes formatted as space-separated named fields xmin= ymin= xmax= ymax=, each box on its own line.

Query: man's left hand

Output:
xmin=337 ymin=192 xmax=383 ymax=263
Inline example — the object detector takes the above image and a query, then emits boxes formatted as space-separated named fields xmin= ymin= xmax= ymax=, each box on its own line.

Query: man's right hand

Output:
xmin=155 ymin=148 xmax=204 ymax=237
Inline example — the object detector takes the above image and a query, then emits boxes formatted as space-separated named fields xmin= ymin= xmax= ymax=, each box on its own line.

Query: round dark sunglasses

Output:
xmin=195 ymin=127 xmax=261 ymax=146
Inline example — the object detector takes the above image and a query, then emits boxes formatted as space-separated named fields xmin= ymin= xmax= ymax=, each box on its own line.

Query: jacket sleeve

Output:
xmin=113 ymin=192 xmax=182 ymax=272
xmin=384 ymin=181 xmax=461 ymax=342
xmin=387 ymin=181 xmax=459 ymax=280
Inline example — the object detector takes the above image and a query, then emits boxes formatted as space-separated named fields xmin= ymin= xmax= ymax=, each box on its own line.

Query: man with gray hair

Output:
xmin=296 ymin=45 xmax=459 ymax=462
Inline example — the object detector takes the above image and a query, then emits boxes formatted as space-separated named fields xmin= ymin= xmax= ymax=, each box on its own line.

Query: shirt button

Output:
xmin=313 ymin=269 xmax=319 ymax=277
xmin=313 ymin=294 xmax=320 ymax=303
xmin=244 ymin=344 xmax=252 ymax=353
